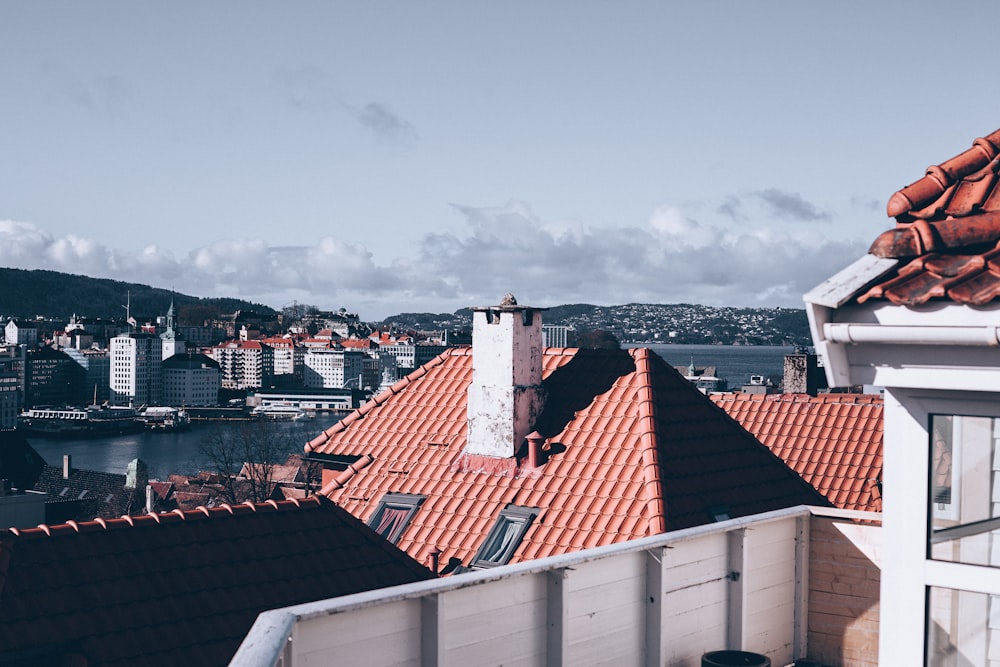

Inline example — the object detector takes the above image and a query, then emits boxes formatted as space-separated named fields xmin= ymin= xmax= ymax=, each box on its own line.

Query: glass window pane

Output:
xmin=929 ymin=415 xmax=1000 ymax=567
xmin=927 ymin=586 xmax=1000 ymax=666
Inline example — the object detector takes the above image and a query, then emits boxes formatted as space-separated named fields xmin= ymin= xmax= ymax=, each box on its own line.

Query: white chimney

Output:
xmin=63 ymin=454 xmax=72 ymax=479
xmin=464 ymin=293 xmax=545 ymax=460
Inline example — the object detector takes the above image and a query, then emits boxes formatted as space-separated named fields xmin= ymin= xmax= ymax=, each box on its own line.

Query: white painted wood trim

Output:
xmin=803 ymin=254 xmax=898 ymax=309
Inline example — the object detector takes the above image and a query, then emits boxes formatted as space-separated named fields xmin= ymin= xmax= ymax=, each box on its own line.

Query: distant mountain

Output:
xmin=0 ymin=268 xmax=276 ymax=323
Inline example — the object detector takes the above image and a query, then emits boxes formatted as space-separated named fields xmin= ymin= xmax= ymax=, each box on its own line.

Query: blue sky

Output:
xmin=2 ymin=2 xmax=998 ymax=320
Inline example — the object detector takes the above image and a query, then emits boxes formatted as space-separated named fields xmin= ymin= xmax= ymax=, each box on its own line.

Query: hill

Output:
xmin=382 ymin=302 xmax=811 ymax=346
xmin=0 ymin=268 xmax=276 ymax=324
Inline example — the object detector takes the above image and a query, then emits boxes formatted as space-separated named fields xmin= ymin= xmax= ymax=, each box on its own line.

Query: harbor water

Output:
xmin=631 ymin=343 xmax=794 ymax=388
xmin=27 ymin=345 xmax=791 ymax=478
xmin=26 ymin=417 xmax=341 ymax=481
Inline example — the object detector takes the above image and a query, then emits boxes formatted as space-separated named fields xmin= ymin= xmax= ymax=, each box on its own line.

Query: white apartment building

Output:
xmin=261 ymin=336 xmax=304 ymax=381
xmin=209 ymin=340 xmax=274 ymax=390
xmin=302 ymin=348 xmax=367 ymax=389
xmin=161 ymin=353 xmax=220 ymax=407
xmin=110 ymin=332 xmax=162 ymax=405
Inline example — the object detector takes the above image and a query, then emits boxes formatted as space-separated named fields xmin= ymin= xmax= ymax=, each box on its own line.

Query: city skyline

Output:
xmin=2 ymin=2 xmax=998 ymax=319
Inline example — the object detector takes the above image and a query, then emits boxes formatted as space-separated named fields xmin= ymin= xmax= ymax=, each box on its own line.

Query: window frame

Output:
xmin=471 ymin=505 xmax=539 ymax=569
xmin=367 ymin=492 xmax=425 ymax=544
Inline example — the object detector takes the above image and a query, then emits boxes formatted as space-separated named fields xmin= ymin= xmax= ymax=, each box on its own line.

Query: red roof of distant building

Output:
xmin=860 ymin=127 xmax=1000 ymax=306
xmin=0 ymin=497 xmax=430 ymax=666
xmin=712 ymin=393 xmax=883 ymax=512
xmin=306 ymin=347 xmax=828 ymax=569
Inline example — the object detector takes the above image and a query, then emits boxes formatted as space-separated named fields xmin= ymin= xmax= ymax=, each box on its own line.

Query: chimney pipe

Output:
xmin=63 ymin=454 xmax=72 ymax=479
xmin=429 ymin=547 xmax=442 ymax=576
xmin=526 ymin=431 xmax=545 ymax=468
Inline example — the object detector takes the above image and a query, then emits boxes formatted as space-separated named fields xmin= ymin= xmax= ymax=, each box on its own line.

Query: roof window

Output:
xmin=367 ymin=493 xmax=425 ymax=544
xmin=471 ymin=505 xmax=539 ymax=568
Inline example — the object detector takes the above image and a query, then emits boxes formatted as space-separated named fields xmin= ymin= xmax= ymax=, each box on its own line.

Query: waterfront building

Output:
xmin=63 ymin=348 xmax=110 ymax=404
xmin=302 ymin=348 xmax=367 ymax=389
xmin=4 ymin=320 xmax=37 ymax=347
xmin=110 ymin=332 xmax=162 ymax=405
xmin=209 ymin=339 xmax=274 ymax=390
xmin=161 ymin=352 xmax=220 ymax=407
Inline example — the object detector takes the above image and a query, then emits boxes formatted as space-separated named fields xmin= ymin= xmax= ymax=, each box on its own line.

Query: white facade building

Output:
xmin=209 ymin=340 xmax=274 ymax=390
xmin=302 ymin=348 xmax=366 ymax=389
xmin=110 ymin=333 xmax=162 ymax=405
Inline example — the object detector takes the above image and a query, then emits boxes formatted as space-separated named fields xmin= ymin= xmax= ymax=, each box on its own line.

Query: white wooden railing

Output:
xmin=233 ymin=506 xmax=881 ymax=667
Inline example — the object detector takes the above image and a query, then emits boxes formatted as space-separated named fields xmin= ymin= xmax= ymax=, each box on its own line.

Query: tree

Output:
xmin=574 ymin=329 xmax=621 ymax=350
xmin=198 ymin=421 xmax=294 ymax=504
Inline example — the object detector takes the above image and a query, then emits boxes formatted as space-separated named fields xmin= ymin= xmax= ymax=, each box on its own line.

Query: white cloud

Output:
xmin=0 ymin=204 xmax=869 ymax=320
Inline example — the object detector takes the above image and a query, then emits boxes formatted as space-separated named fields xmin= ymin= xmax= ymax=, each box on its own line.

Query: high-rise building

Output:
xmin=110 ymin=333 xmax=162 ymax=405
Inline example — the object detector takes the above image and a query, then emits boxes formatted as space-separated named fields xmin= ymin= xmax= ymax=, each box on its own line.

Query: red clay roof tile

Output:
xmin=307 ymin=347 xmax=827 ymax=568
xmin=856 ymin=127 xmax=1000 ymax=305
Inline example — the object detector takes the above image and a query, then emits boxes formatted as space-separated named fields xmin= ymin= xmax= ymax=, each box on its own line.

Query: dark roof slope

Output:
xmin=0 ymin=496 xmax=432 ymax=666
xmin=713 ymin=393 xmax=883 ymax=512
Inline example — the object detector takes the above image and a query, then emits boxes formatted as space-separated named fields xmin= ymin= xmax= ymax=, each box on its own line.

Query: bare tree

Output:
xmin=198 ymin=421 xmax=293 ymax=504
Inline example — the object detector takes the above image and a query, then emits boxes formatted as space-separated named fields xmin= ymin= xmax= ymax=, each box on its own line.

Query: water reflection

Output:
xmin=26 ymin=418 xmax=336 ymax=480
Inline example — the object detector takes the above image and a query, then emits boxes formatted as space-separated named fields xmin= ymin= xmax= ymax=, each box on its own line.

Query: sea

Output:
xmin=28 ymin=345 xmax=792 ymax=478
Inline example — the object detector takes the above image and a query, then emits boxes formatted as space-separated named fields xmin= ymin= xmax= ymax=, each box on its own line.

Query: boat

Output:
xmin=17 ymin=405 xmax=143 ymax=438
xmin=250 ymin=404 xmax=307 ymax=421
xmin=138 ymin=406 xmax=191 ymax=431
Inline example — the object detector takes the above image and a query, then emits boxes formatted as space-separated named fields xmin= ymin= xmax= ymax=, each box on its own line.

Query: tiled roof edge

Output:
xmin=305 ymin=349 xmax=458 ymax=452
xmin=631 ymin=348 xmax=667 ymax=535
xmin=3 ymin=497 xmax=325 ymax=540
xmin=888 ymin=129 xmax=1000 ymax=218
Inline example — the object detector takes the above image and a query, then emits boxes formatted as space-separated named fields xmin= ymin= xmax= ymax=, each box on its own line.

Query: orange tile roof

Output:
xmin=712 ymin=393 xmax=883 ymax=512
xmin=306 ymin=347 xmax=828 ymax=568
xmin=0 ymin=497 xmax=431 ymax=666
xmin=860 ymin=127 xmax=1000 ymax=305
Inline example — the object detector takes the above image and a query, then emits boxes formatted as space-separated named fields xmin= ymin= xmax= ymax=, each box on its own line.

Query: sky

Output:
xmin=2 ymin=2 xmax=1000 ymax=321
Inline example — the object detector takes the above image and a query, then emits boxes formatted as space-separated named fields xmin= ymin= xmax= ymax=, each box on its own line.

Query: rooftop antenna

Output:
xmin=123 ymin=291 xmax=136 ymax=333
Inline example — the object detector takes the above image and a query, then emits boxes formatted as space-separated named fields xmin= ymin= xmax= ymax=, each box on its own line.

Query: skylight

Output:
xmin=471 ymin=505 xmax=539 ymax=569
xmin=367 ymin=493 xmax=425 ymax=544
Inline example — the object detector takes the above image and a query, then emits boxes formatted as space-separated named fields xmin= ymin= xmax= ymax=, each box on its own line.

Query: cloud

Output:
xmin=40 ymin=65 xmax=131 ymax=117
xmin=353 ymin=102 xmax=419 ymax=146
xmin=0 ymin=205 xmax=868 ymax=320
xmin=717 ymin=189 xmax=831 ymax=223
xmin=756 ymin=189 xmax=831 ymax=222
xmin=275 ymin=67 xmax=418 ymax=147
